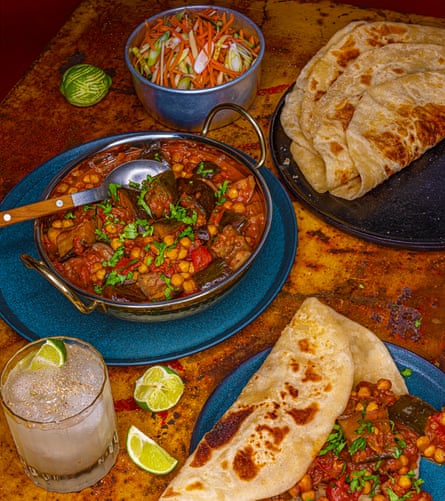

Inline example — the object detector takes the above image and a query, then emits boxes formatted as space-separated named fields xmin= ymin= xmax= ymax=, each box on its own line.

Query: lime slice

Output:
xmin=134 ymin=365 xmax=184 ymax=412
xmin=126 ymin=425 xmax=178 ymax=474
xmin=29 ymin=339 xmax=67 ymax=370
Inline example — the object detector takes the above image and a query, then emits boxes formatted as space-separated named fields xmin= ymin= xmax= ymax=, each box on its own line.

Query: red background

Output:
xmin=1 ymin=1 xmax=444 ymax=102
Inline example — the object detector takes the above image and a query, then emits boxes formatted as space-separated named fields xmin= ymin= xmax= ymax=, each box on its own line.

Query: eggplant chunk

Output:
xmin=177 ymin=176 xmax=216 ymax=219
xmin=142 ymin=170 xmax=178 ymax=218
xmin=194 ymin=258 xmax=231 ymax=291
xmin=137 ymin=272 xmax=171 ymax=301
xmin=389 ymin=394 xmax=437 ymax=436
xmin=220 ymin=210 xmax=248 ymax=232
xmin=56 ymin=217 xmax=98 ymax=260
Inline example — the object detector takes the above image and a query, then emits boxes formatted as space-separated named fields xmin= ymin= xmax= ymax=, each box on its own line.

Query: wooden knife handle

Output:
xmin=0 ymin=194 xmax=75 ymax=227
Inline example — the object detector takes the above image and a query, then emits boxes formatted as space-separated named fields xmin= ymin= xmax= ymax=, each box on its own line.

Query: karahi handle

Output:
xmin=0 ymin=194 xmax=75 ymax=227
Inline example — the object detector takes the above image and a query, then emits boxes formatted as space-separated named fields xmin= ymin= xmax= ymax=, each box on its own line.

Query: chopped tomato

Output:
xmin=326 ymin=474 xmax=361 ymax=501
xmin=191 ymin=246 xmax=212 ymax=272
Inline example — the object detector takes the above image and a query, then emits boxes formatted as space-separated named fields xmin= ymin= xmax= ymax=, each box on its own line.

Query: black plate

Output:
xmin=270 ymin=86 xmax=445 ymax=250
xmin=190 ymin=344 xmax=445 ymax=497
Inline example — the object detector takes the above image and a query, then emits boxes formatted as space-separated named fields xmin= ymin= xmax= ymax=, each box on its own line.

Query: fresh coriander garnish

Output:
xmin=318 ymin=424 xmax=347 ymax=456
xmin=108 ymin=182 xmax=121 ymax=201
xmin=348 ymin=436 xmax=367 ymax=455
xmin=400 ymin=368 xmax=412 ymax=378
xmin=168 ymin=203 xmax=198 ymax=225
xmin=215 ymin=180 xmax=229 ymax=205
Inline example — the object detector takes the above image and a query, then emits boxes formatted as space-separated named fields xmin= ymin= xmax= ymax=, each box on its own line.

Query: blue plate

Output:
xmin=190 ymin=343 xmax=445 ymax=497
xmin=0 ymin=134 xmax=297 ymax=365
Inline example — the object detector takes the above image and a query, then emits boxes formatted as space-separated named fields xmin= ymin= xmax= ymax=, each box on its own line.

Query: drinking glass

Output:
xmin=0 ymin=337 xmax=119 ymax=492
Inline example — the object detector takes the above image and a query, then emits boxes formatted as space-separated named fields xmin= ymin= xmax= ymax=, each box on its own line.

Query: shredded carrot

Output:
xmin=130 ymin=8 xmax=260 ymax=90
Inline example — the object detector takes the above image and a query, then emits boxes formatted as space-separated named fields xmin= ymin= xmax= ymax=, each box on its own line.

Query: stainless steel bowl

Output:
xmin=21 ymin=105 xmax=272 ymax=323
xmin=124 ymin=6 xmax=264 ymax=131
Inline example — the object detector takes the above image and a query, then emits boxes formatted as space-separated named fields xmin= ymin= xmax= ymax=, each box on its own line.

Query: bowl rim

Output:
xmin=34 ymin=132 xmax=273 ymax=312
xmin=124 ymin=5 xmax=265 ymax=96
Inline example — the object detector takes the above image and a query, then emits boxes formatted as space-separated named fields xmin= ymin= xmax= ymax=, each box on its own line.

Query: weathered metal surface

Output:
xmin=1 ymin=1 xmax=445 ymax=499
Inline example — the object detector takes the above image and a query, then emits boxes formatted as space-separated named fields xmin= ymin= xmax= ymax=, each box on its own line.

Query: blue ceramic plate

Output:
xmin=0 ymin=134 xmax=297 ymax=365
xmin=190 ymin=343 xmax=445 ymax=497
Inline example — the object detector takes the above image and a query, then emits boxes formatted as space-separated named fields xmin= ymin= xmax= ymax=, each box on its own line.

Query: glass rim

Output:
xmin=0 ymin=336 xmax=108 ymax=425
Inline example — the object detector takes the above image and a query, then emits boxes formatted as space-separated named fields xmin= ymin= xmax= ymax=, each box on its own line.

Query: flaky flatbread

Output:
xmin=281 ymin=21 xmax=445 ymax=199
xmin=160 ymin=298 xmax=406 ymax=500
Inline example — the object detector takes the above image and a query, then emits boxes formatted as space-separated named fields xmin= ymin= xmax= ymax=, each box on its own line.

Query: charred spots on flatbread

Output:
xmin=286 ymin=403 xmax=319 ymax=425
xmin=282 ymin=381 xmax=299 ymax=399
xmin=254 ymin=424 xmax=290 ymax=452
xmin=302 ymin=362 xmax=322 ymax=383
xmin=208 ymin=407 xmax=253 ymax=449
xmin=297 ymin=338 xmax=313 ymax=353
xmin=233 ymin=445 xmax=258 ymax=480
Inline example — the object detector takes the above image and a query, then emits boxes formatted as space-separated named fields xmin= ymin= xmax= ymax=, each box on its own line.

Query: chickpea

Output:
xmin=183 ymin=279 xmax=196 ymax=294
xmin=358 ymin=385 xmax=372 ymax=398
xmin=372 ymin=495 xmax=386 ymax=501
xmin=172 ymin=162 xmax=184 ymax=174
xmin=177 ymin=261 xmax=190 ymax=273
xmin=207 ymin=224 xmax=218 ymax=237
xmin=57 ymin=182 xmax=69 ymax=194
xmin=397 ymin=475 xmax=412 ymax=490
xmin=166 ymin=248 xmax=179 ymax=260
xmin=163 ymin=235 xmax=175 ymax=246
xmin=416 ymin=436 xmax=430 ymax=452
xmin=227 ymin=187 xmax=238 ymax=200
xmin=301 ymin=491 xmax=315 ymax=501
xmin=297 ymin=474 xmax=312 ymax=492
xmin=92 ymin=262 xmax=103 ymax=273
xmin=179 ymin=236 xmax=192 ymax=248
xmin=105 ymin=223 xmax=118 ymax=235
xmin=423 ymin=444 xmax=436 ymax=458
xmin=177 ymin=247 xmax=188 ymax=260
xmin=399 ymin=454 xmax=409 ymax=467
xmin=355 ymin=402 xmax=365 ymax=412
xmin=95 ymin=268 xmax=106 ymax=281
xmin=362 ymin=481 xmax=372 ymax=495
xmin=232 ymin=202 xmax=246 ymax=213
xmin=82 ymin=173 xmax=99 ymax=184
xmin=130 ymin=247 xmax=142 ymax=260
xmin=366 ymin=401 xmax=379 ymax=413
xmin=434 ymin=447 xmax=445 ymax=464
xmin=376 ymin=378 xmax=392 ymax=391
xmin=170 ymin=273 xmax=184 ymax=288
xmin=111 ymin=238 xmax=122 ymax=251
xmin=138 ymin=263 xmax=148 ymax=274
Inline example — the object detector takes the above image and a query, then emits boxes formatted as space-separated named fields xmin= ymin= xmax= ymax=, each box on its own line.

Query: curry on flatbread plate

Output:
xmin=281 ymin=21 xmax=445 ymax=200
xmin=160 ymin=298 xmax=445 ymax=500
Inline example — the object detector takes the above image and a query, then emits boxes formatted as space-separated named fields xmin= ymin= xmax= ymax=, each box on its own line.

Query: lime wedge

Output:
xmin=29 ymin=339 xmax=67 ymax=370
xmin=134 ymin=365 xmax=184 ymax=412
xmin=126 ymin=425 xmax=178 ymax=474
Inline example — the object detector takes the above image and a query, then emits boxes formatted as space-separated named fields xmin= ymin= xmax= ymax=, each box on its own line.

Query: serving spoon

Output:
xmin=0 ymin=158 xmax=168 ymax=227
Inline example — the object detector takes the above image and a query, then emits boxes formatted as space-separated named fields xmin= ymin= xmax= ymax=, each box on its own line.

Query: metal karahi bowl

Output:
xmin=21 ymin=105 xmax=272 ymax=323
xmin=124 ymin=5 xmax=264 ymax=131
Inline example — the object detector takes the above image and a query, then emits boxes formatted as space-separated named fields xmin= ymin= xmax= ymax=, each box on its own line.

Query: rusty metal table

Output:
xmin=1 ymin=1 xmax=445 ymax=499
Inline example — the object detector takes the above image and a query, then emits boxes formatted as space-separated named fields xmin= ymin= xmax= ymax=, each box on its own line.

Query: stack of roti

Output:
xmin=280 ymin=21 xmax=445 ymax=200
xmin=160 ymin=298 xmax=407 ymax=500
